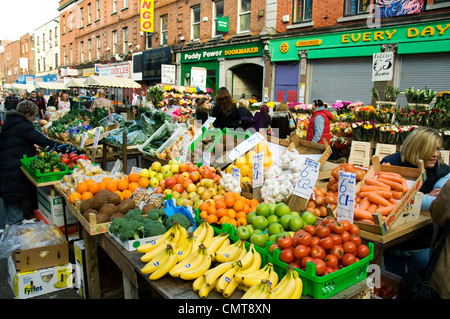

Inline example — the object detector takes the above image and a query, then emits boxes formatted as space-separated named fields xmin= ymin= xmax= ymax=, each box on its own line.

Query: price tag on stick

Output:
xmin=80 ymin=132 xmax=87 ymax=149
xmin=252 ymin=152 xmax=264 ymax=187
xmin=336 ymin=171 xmax=356 ymax=222
xmin=293 ymin=158 xmax=320 ymax=200
xmin=179 ymin=134 xmax=191 ymax=163
xmin=203 ymin=152 xmax=211 ymax=168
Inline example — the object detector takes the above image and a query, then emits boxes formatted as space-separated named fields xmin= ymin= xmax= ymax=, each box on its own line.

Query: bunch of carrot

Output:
xmin=353 ymin=171 xmax=409 ymax=224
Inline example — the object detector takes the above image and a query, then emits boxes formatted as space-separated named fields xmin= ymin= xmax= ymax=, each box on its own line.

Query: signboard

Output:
xmin=181 ymin=43 xmax=264 ymax=62
xmin=140 ymin=0 xmax=154 ymax=33
xmin=190 ymin=67 xmax=207 ymax=89
xmin=98 ymin=62 xmax=131 ymax=78
xmin=142 ymin=47 xmax=172 ymax=80
xmin=376 ymin=0 xmax=425 ymax=18
xmin=161 ymin=64 xmax=176 ymax=85
xmin=217 ymin=16 xmax=229 ymax=32
xmin=336 ymin=171 xmax=356 ymax=222
xmin=372 ymin=52 xmax=394 ymax=81
xmin=292 ymin=158 xmax=320 ymax=200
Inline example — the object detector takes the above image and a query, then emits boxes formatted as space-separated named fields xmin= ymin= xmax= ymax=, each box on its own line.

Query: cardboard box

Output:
xmin=73 ymin=240 xmax=86 ymax=299
xmin=396 ymin=191 xmax=424 ymax=224
xmin=12 ymin=227 xmax=69 ymax=273
xmin=37 ymin=187 xmax=78 ymax=227
xmin=7 ymin=256 xmax=73 ymax=299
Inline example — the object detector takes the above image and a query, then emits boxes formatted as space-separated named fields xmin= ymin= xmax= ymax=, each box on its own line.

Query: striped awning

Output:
xmin=82 ymin=75 xmax=141 ymax=89
xmin=6 ymin=83 xmax=36 ymax=91
xmin=35 ymin=82 xmax=67 ymax=90
xmin=65 ymin=78 xmax=88 ymax=88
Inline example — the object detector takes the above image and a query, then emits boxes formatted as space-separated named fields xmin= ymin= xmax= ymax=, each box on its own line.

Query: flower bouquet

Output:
xmin=288 ymin=102 xmax=312 ymax=114
xmin=397 ymin=125 xmax=418 ymax=143
xmin=332 ymin=100 xmax=352 ymax=115
xmin=352 ymin=105 xmax=376 ymax=122
xmin=351 ymin=121 xmax=376 ymax=142
xmin=330 ymin=135 xmax=351 ymax=149
xmin=376 ymin=124 xmax=399 ymax=144
xmin=374 ymin=107 xmax=395 ymax=124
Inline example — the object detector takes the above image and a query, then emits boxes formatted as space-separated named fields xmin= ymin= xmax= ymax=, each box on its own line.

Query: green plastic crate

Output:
xmin=189 ymin=127 xmax=224 ymax=166
xmin=269 ymin=242 xmax=374 ymax=299
xmin=223 ymin=128 xmax=252 ymax=141
xmin=20 ymin=155 xmax=70 ymax=184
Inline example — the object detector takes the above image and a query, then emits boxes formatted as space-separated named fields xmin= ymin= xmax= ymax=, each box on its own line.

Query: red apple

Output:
xmin=202 ymin=168 xmax=213 ymax=179
xmin=190 ymin=171 xmax=200 ymax=182
xmin=165 ymin=177 xmax=176 ymax=189
xmin=180 ymin=163 xmax=190 ymax=173
xmin=172 ymin=183 xmax=184 ymax=194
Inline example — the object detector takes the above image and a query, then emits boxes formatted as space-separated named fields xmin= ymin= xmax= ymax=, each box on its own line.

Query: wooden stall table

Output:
xmin=359 ymin=211 xmax=433 ymax=266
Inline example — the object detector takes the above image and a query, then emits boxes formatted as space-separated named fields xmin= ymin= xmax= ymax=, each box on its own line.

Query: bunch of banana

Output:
xmin=214 ymin=238 xmax=247 ymax=263
xmin=204 ymin=232 xmax=230 ymax=256
xmin=140 ymin=232 xmax=179 ymax=263
xmin=236 ymin=262 xmax=278 ymax=292
xmin=169 ymin=244 xmax=212 ymax=280
xmin=53 ymin=273 xmax=70 ymax=289
xmin=174 ymin=233 xmax=201 ymax=262
xmin=137 ymin=221 xmax=187 ymax=254
xmin=241 ymin=279 xmax=273 ymax=299
xmin=271 ymin=266 xmax=303 ymax=299
xmin=193 ymin=219 xmax=214 ymax=243
xmin=233 ymin=244 xmax=262 ymax=284
xmin=141 ymin=244 xmax=178 ymax=280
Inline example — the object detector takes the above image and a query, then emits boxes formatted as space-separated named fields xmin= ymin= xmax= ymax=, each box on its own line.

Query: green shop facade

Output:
xmin=269 ymin=19 xmax=450 ymax=106
xmin=178 ymin=42 xmax=266 ymax=100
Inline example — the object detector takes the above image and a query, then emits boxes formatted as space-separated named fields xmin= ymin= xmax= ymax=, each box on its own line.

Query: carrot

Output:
xmin=377 ymin=178 xmax=404 ymax=192
xmin=359 ymin=196 xmax=371 ymax=211
xmin=378 ymin=173 xmax=404 ymax=184
xmin=378 ymin=171 xmax=403 ymax=179
xmin=388 ymin=198 xmax=397 ymax=205
xmin=375 ymin=203 xmax=396 ymax=216
xmin=358 ymin=191 xmax=393 ymax=199
xmin=368 ymin=203 xmax=378 ymax=213
xmin=359 ymin=185 xmax=390 ymax=193
xmin=357 ymin=219 xmax=374 ymax=224
xmin=401 ymin=178 xmax=409 ymax=194
xmin=368 ymin=193 xmax=392 ymax=207
xmin=364 ymin=178 xmax=392 ymax=190
xmin=354 ymin=209 xmax=373 ymax=220
xmin=391 ymin=191 xmax=403 ymax=199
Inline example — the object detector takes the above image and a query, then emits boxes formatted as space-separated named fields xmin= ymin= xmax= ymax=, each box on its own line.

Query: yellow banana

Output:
xmin=206 ymin=233 xmax=230 ymax=256
xmin=241 ymin=264 xmax=272 ymax=288
xmin=202 ymin=222 xmax=215 ymax=243
xmin=193 ymin=268 xmax=212 ymax=292
xmin=199 ymin=278 xmax=219 ymax=299
xmin=218 ymin=237 xmax=231 ymax=252
xmin=267 ymin=267 xmax=279 ymax=289
xmin=204 ymin=261 xmax=234 ymax=287
xmin=289 ymin=270 xmax=303 ymax=299
xmin=193 ymin=221 xmax=207 ymax=242
xmin=174 ymin=233 xmax=199 ymax=262
xmin=149 ymin=246 xmax=178 ymax=280
xmin=137 ymin=231 xmax=171 ymax=253
xmin=255 ymin=280 xmax=272 ymax=299
xmin=223 ymin=276 xmax=239 ymax=298
xmin=141 ymin=246 xmax=171 ymax=274
xmin=171 ymin=250 xmax=205 ymax=277
xmin=236 ymin=262 xmax=269 ymax=283
xmin=169 ymin=246 xmax=202 ymax=277
xmin=241 ymin=281 xmax=262 ymax=299
xmin=140 ymin=233 xmax=177 ymax=262
xmin=272 ymin=268 xmax=293 ymax=297
xmin=216 ymin=263 xmax=240 ymax=293
xmin=215 ymin=240 xmax=243 ymax=263
xmin=179 ymin=252 xmax=212 ymax=280
xmin=176 ymin=223 xmax=188 ymax=247
xmin=238 ymin=244 xmax=254 ymax=269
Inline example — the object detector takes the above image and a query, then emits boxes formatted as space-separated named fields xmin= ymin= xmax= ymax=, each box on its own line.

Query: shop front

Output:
xmin=179 ymin=42 xmax=265 ymax=100
xmin=269 ymin=19 xmax=450 ymax=105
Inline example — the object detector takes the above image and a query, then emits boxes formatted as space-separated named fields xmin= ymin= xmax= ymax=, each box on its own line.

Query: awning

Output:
xmin=6 ymin=83 xmax=36 ymax=91
xmin=65 ymin=78 xmax=88 ymax=88
xmin=82 ymin=75 xmax=141 ymax=89
xmin=35 ymin=82 xmax=67 ymax=90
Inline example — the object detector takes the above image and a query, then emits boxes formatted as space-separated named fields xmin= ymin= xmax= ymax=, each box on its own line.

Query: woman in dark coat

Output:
xmin=251 ymin=104 xmax=271 ymax=133
xmin=0 ymin=101 xmax=55 ymax=226
xmin=195 ymin=97 xmax=212 ymax=125
xmin=236 ymin=98 xmax=254 ymax=130
xmin=271 ymin=101 xmax=293 ymax=139
xmin=211 ymin=87 xmax=240 ymax=130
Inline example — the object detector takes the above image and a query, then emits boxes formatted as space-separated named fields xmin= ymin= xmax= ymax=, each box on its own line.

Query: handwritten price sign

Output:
xmin=336 ymin=171 xmax=356 ymax=222
xmin=293 ymin=158 xmax=320 ymax=200
xmin=252 ymin=152 xmax=264 ymax=187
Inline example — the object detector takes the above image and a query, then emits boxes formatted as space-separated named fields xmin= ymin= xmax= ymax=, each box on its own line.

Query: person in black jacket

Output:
xmin=271 ymin=101 xmax=293 ymax=139
xmin=4 ymin=92 xmax=19 ymax=111
xmin=0 ymin=101 xmax=55 ymax=226
xmin=195 ymin=97 xmax=211 ymax=125
xmin=236 ymin=98 xmax=254 ymax=130
xmin=211 ymin=87 xmax=240 ymax=130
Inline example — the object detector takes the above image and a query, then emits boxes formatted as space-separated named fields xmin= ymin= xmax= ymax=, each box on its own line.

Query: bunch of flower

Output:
xmin=334 ymin=112 xmax=356 ymax=122
xmin=331 ymin=122 xmax=352 ymax=137
xmin=331 ymin=100 xmax=352 ymax=114
xmin=288 ymin=102 xmax=312 ymax=113
xmin=397 ymin=125 xmax=418 ymax=143
xmin=376 ymin=123 xmax=399 ymax=144
xmin=374 ymin=107 xmax=395 ymax=124
xmin=351 ymin=121 xmax=376 ymax=142
xmin=267 ymin=102 xmax=276 ymax=108
xmin=352 ymin=105 xmax=376 ymax=122
xmin=330 ymin=135 xmax=351 ymax=149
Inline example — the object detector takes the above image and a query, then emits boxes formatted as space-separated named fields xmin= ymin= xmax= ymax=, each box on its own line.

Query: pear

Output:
xmin=200 ymin=189 xmax=212 ymax=201
xmin=176 ymin=198 xmax=187 ymax=206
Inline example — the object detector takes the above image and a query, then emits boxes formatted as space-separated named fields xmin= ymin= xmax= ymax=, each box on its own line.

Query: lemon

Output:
xmin=139 ymin=169 xmax=150 ymax=178
xmin=226 ymin=164 xmax=238 ymax=174
xmin=234 ymin=156 xmax=247 ymax=168
xmin=240 ymin=164 xmax=251 ymax=177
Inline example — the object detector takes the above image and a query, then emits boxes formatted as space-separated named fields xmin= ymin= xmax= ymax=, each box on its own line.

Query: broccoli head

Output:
xmin=119 ymin=220 xmax=145 ymax=241
xmin=124 ymin=209 xmax=144 ymax=223
xmin=109 ymin=217 xmax=126 ymax=234
xmin=164 ymin=213 xmax=192 ymax=230
xmin=147 ymin=209 xmax=165 ymax=222
xmin=142 ymin=218 xmax=167 ymax=237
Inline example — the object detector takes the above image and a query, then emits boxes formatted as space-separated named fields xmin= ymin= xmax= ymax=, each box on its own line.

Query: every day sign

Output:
xmin=140 ymin=0 xmax=154 ymax=33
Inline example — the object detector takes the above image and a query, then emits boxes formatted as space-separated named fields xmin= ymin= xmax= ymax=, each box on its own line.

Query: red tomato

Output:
xmin=280 ymin=248 xmax=295 ymax=264
xmin=304 ymin=224 xmax=316 ymax=236
xmin=341 ymin=253 xmax=357 ymax=266
xmin=311 ymin=236 xmax=320 ymax=246
xmin=357 ymin=244 xmax=370 ymax=259
xmin=301 ymin=256 xmax=314 ymax=269
xmin=331 ymin=221 xmax=345 ymax=234
xmin=278 ymin=235 xmax=293 ymax=249
xmin=290 ymin=262 xmax=301 ymax=269
xmin=325 ymin=266 xmax=336 ymax=275
xmin=330 ymin=233 xmax=342 ymax=246
xmin=343 ymin=241 xmax=357 ymax=255
xmin=348 ymin=223 xmax=360 ymax=235
xmin=294 ymin=244 xmax=310 ymax=260
xmin=269 ymin=243 xmax=279 ymax=254
xmin=324 ymin=254 xmax=338 ymax=268
xmin=322 ymin=216 xmax=336 ymax=226
xmin=341 ymin=219 xmax=351 ymax=232
xmin=312 ymin=258 xmax=327 ymax=276
xmin=294 ymin=229 xmax=306 ymax=237
xmin=349 ymin=234 xmax=362 ymax=247
xmin=297 ymin=232 xmax=312 ymax=247
xmin=330 ymin=245 xmax=345 ymax=260
xmin=316 ymin=224 xmax=331 ymax=238
xmin=340 ymin=230 xmax=351 ymax=242
xmin=319 ymin=236 xmax=334 ymax=251
xmin=310 ymin=245 xmax=326 ymax=260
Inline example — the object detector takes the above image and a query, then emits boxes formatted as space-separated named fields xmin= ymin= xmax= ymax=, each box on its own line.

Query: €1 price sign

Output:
xmin=252 ymin=152 xmax=264 ymax=187
xmin=231 ymin=166 xmax=241 ymax=182
xmin=293 ymin=158 xmax=320 ymax=200
xmin=336 ymin=171 xmax=356 ymax=222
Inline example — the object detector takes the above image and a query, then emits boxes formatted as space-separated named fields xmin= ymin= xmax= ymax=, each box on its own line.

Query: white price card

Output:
xmin=293 ymin=158 xmax=320 ymax=200
xmin=227 ymin=133 xmax=265 ymax=162
xmin=202 ymin=117 xmax=216 ymax=128
xmin=231 ymin=166 xmax=241 ymax=182
xmin=179 ymin=134 xmax=192 ymax=163
xmin=80 ymin=132 xmax=87 ymax=149
xmin=252 ymin=152 xmax=264 ymax=187
xmin=203 ymin=152 xmax=211 ymax=168
xmin=336 ymin=171 xmax=356 ymax=222
xmin=93 ymin=127 xmax=101 ymax=148
xmin=130 ymin=166 xmax=143 ymax=174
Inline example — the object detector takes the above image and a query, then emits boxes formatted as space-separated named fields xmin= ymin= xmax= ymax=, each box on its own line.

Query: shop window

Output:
xmin=161 ymin=15 xmax=168 ymax=45
xmin=213 ymin=0 xmax=225 ymax=37
xmin=293 ymin=0 xmax=313 ymax=23
xmin=192 ymin=6 xmax=201 ymax=40
xmin=344 ymin=0 xmax=372 ymax=16
xmin=238 ymin=0 xmax=251 ymax=32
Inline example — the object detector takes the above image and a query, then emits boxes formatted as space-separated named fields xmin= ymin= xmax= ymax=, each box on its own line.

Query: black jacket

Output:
xmin=236 ymin=107 xmax=254 ymax=130
xmin=211 ymin=104 xmax=240 ymax=130
xmin=271 ymin=111 xmax=291 ymax=139
xmin=4 ymin=95 xmax=19 ymax=110
xmin=0 ymin=111 xmax=54 ymax=199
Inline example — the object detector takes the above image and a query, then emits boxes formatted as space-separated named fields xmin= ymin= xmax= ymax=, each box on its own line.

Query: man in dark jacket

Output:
xmin=0 ymin=101 xmax=55 ymax=226
xmin=4 ymin=92 xmax=19 ymax=110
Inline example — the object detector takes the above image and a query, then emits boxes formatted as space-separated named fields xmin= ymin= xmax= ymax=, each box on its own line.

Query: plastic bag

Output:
xmin=98 ymin=113 xmax=125 ymax=128
xmin=0 ymin=221 xmax=65 ymax=258
xmin=140 ymin=113 xmax=157 ymax=137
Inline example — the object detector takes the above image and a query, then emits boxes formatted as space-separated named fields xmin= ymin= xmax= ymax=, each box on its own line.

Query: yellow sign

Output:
xmin=280 ymin=42 xmax=289 ymax=54
xmin=296 ymin=39 xmax=322 ymax=47
xmin=140 ymin=0 xmax=154 ymax=33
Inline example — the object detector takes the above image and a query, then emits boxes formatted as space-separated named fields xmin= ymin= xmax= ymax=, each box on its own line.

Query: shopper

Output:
xmin=306 ymin=99 xmax=334 ymax=144
xmin=195 ymin=97 xmax=212 ymax=125
xmin=251 ymin=104 xmax=271 ymax=133
xmin=428 ymin=179 xmax=450 ymax=298
xmin=90 ymin=89 xmax=115 ymax=114
xmin=271 ymin=101 xmax=293 ymax=139
xmin=211 ymin=87 xmax=240 ymax=130
xmin=47 ymin=92 xmax=58 ymax=108
xmin=28 ymin=91 xmax=45 ymax=120
xmin=381 ymin=126 xmax=450 ymax=277
xmin=0 ymin=101 xmax=55 ymax=226
xmin=236 ymin=98 xmax=254 ymax=130
xmin=37 ymin=92 xmax=47 ymax=111
xmin=58 ymin=93 xmax=71 ymax=111
xmin=4 ymin=92 xmax=19 ymax=111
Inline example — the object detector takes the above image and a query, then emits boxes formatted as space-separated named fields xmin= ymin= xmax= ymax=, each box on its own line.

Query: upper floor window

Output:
xmin=293 ymin=0 xmax=313 ymax=23
xmin=96 ymin=0 xmax=101 ymax=20
xmin=88 ymin=39 xmax=92 ymax=60
xmin=62 ymin=15 xmax=66 ymax=33
xmin=80 ymin=7 xmax=84 ymax=27
xmin=123 ymin=0 xmax=129 ymax=8
xmin=433 ymin=0 xmax=450 ymax=2
xmin=113 ymin=0 xmax=118 ymax=13
xmin=80 ymin=41 xmax=84 ymax=62
xmin=344 ymin=0 xmax=371 ymax=16
xmin=213 ymin=0 xmax=225 ymax=37
xmin=191 ymin=6 xmax=201 ymax=40
xmin=123 ymin=27 xmax=128 ymax=54
xmin=87 ymin=3 xmax=92 ymax=24
xmin=69 ymin=12 xmax=73 ymax=30
xmin=113 ymin=30 xmax=118 ymax=54
xmin=97 ymin=36 xmax=101 ymax=59
xmin=238 ymin=0 xmax=251 ymax=32
xmin=161 ymin=15 xmax=168 ymax=45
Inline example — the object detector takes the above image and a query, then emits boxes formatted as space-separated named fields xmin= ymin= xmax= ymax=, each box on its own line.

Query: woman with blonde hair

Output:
xmin=236 ymin=97 xmax=253 ymax=130
xmin=381 ymin=126 xmax=450 ymax=278
xmin=270 ymin=101 xmax=295 ymax=139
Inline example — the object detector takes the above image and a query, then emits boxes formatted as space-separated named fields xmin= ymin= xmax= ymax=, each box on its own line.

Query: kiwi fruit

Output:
xmin=109 ymin=212 xmax=125 ymax=221
xmin=108 ymin=191 xmax=122 ymax=205
xmin=80 ymin=197 xmax=93 ymax=213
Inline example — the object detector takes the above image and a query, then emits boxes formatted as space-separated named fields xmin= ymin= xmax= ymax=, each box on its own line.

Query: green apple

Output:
xmin=169 ymin=159 xmax=179 ymax=165
xmin=290 ymin=211 xmax=300 ymax=218
xmin=267 ymin=214 xmax=279 ymax=225
xmin=268 ymin=203 xmax=277 ymax=215
xmin=236 ymin=226 xmax=252 ymax=240
xmin=149 ymin=177 xmax=160 ymax=188
xmin=275 ymin=203 xmax=291 ymax=218
xmin=139 ymin=169 xmax=149 ymax=179
xmin=302 ymin=211 xmax=317 ymax=225
xmin=255 ymin=203 xmax=271 ymax=217
xmin=279 ymin=214 xmax=291 ymax=230
xmin=246 ymin=224 xmax=255 ymax=235
xmin=246 ymin=211 xmax=257 ymax=225
xmin=288 ymin=216 xmax=305 ymax=232
xmin=250 ymin=232 xmax=268 ymax=248
xmin=268 ymin=222 xmax=284 ymax=236
xmin=269 ymin=234 xmax=277 ymax=243
xmin=251 ymin=215 xmax=269 ymax=231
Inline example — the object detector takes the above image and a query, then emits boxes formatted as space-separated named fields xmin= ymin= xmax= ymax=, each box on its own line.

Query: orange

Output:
xmin=122 ymin=189 xmax=132 ymax=199
xmin=138 ymin=177 xmax=150 ymax=188
xmin=215 ymin=200 xmax=227 ymax=210
xmin=229 ymin=219 xmax=237 ymax=228
xmin=97 ymin=181 xmax=107 ymax=190
xmin=244 ymin=204 xmax=251 ymax=214
xmin=207 ymin=214 xmax=218 ymax=225
xmin=225 ymin=196 xmax=235 ymax=208
xmin=238 ymin=196 xmax=247 ymax=203
xmin=128 ymin=172 xmax=140 ymax=183
xmin=106 ymin=180 xmax=118 ymax=192
xmin=250 ymin=198 xmax=259 ymax=208
xmin=69 ymin=192 xmax=82 ymax=204
xmin=227 ymin=208 xmax=236 ymax=217
xmin=84 ymin=179 xmax=95 ymax=185
xmin=233 ymin=192 xmax=240 ymax=200
xmin=76 ymin=182 xmax=89 ymax=194
xmin=216 ymin=208 xmax=228 ymax=219
xmin=228 ymin=209 xmax=237 ymax=220
xmin=207 ymin=206 xmax=217 ymax=216
xmin=88 ymin=183 xmax=101 ymax=195
xmin=237 ymin=217 xmax=247 ymax=227
xmin=102 ymin=176 xmax=113 ymax=183
xmin=199 ymin=202 xmax=210 ymax=212
xmin=117 ymin=178 xmax=129 ymax=191
xmin=219 ymin=216 xmax=231 ymax=225
xmin=199 ymin=210 xmax=208 ymax=219
xmin=233 ymin=200 xmax=245 ymax=213
xmin=81 ymin=191 xmax=94 ymax=201
xmin=128 ymin=182 xmax=139 ymax=193
xmin=114 ymin=190 xmax=124 ymax=201
xmin=236 ymin=211 xmax=247 ymax=219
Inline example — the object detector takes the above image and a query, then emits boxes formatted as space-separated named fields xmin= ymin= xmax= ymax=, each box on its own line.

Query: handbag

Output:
xmin=288 ymin=113 xmax=296 ymax=131
xmin=397 ymin=220 xmax=450 ymax=299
